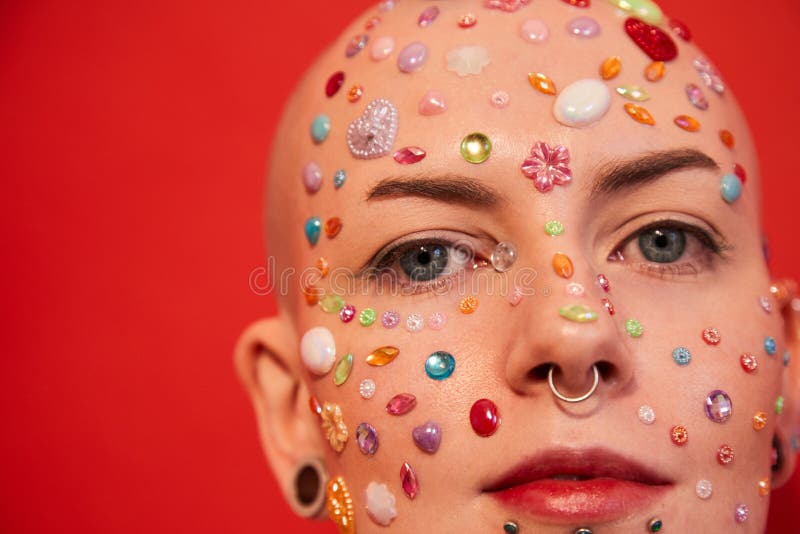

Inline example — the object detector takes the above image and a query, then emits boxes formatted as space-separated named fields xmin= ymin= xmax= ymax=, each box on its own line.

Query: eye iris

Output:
xmin=399 ymin=244 xmax=449 ymax=281
xmin=638 ymin=228 xmax=686 ymax=263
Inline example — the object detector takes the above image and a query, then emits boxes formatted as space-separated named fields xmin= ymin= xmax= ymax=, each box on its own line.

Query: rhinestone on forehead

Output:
xmin=346 ymin=98 xmax=399 ymax=159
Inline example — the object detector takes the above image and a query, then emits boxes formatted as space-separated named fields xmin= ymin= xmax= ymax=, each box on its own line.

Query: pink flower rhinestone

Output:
xmin=520 ymin=141 xmax=572 ymax=193
xmin=381 ymin=310 xmax=400 ymax=329
xmin=702 ymin=327 xmax=721 ymax=345
xmin=485 ymin=0 xmax=530 ymax=12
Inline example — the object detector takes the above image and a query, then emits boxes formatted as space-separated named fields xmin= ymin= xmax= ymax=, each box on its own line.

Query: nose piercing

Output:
xmin=548 ymin=364 xmax=600 ymax=403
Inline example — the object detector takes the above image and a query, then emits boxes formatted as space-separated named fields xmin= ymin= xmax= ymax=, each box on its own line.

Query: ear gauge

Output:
xmin=288 ymin=457 xmax=328 ymax=519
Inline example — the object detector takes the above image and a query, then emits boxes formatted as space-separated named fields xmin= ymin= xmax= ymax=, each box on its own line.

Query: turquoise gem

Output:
xmin=304 ymin=216 xmax=321 ymax=245
xmin=672 ymin=346 xmax=691 ymax=366
xmin=503 ymin=522 xmax=519 ymax=534
xmin=720 ymin=173 xmax=742 ymax=203
xmin=310 ymin=114 xmax=331 ymax=143
xmin=425 ymin=351 xmax=455 ymax=380
xmin=764 ymin=336 xmax=777 ymax=355
xmin=333 ymin=169 xmax=346 ymax=189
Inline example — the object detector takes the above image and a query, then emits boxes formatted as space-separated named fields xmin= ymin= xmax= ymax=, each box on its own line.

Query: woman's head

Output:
xmin=236 ymin=1 xmax=800 ymax=531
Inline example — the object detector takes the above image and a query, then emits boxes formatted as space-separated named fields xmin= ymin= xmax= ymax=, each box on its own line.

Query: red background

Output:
xmin=1 ymin=1 xmax=798 ymax=532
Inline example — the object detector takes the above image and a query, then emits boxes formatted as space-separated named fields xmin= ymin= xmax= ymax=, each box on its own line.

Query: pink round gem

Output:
xmin=567 ymin=16 xmax=600 ymax=38
xmin=381 ymin=310 xmax=400 ymax=328
xmin=427 ymin=311 xmax=447 ymax=330
xmin=740 ymin=353 xmax=758 ymax=373
xmin=397 ymin=42 xmax=428 ymax=73
xmin=370 ymin=36 xmax=395 ymax=61
xmin=566 ymin=282 xmax=584 ymax=296
xmin=491 ymin=90 xmax=510 ymax=108
xmin=520 ymin=18 xmax=549 ymax=43
xmin=339 ymin=304 xmax=356 ymax=323
xmin=702 ymin=327 xmax=721 ymax=345
xmin=418 ymin=90 xmax=447 ymax=115
xmin=470 ymin=398 xmax=500 ymax=437
xmin=302 ymin=161 xmax=323 ymax=193
xmin=458 ymin=13 xmax=477 ymax=28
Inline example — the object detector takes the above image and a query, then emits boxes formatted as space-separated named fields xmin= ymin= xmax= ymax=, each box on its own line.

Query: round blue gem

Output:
xmin=784 ymin=350 xmax=791 ymax=367
xmin=310 ymin=114 xmax=331 ymax=144
xmin=672 ymin=346 xmax=691 ymax=366
xmin=333 ymin=169 xmax=346 ymax=189
xmin=720 ymin=173 xmax=742 ymax=203
xmin=765 ymin=336 xmax=777 ymax=356
xmin=425 ymin=351 xmax=455 ymax=380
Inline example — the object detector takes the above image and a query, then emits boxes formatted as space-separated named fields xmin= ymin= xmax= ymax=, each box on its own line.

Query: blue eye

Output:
xmin=638 ymin=227 xmax=686 ymax=263
xmin=399 ymin=244 xmax=449 ymax=281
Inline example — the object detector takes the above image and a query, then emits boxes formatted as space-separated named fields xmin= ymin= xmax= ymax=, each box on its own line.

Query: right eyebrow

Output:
xmin=365 ymin=175 xmax=506 ymax=209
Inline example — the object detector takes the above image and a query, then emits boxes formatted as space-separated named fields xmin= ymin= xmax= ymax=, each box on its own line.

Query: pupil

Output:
xmin=654 ymin=232 xmax=668 ymax=248
xmin=418 ymin=251 xmax=431 ymax=265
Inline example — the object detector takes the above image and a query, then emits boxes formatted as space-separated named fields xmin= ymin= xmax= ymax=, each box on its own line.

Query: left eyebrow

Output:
xmin=589 ymin=148 xmax=719 ymax=200
xmin=366 ymin=174 xmax=506 ymax=208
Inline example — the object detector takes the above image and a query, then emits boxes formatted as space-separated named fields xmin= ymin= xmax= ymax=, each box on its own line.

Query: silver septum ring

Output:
xmin=548 ymin=364 xmax=600 ymax=403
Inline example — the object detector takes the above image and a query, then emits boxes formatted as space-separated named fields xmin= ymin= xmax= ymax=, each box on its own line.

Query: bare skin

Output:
xmin=235 ymin=1 xmax=800 ymax=532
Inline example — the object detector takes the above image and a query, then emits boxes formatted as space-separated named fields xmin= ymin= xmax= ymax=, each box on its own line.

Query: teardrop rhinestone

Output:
xmin=719 ymin=129 xmax=735 ymax=149
xmin=417 ymin=5 xmax=440 ymax=28
xmin=644 ymin=61 xmax=665 ymax=81
xmin=400 ymin=462 xmax=419 ymax=499
xmin=685 ymin=83 xmax=709 ymax=110
xmin=418 ymin=90 xmax=447 ymax=115
xmin=624 ymin=18 xmax=677 ymax=62
xmin=616 ymin=85 xmax=650 ymax=102
xmin=600 ymin=56 xmax=622 ymax=80
xmin=393 ymin=146 xmax=426 ymax=164
xmin=324 ymin=217 xmax=343 ymax=238
xmin=674 ymin=114 xmax=700 ymax=132
xmin=345 ymin=34 xmax=369 ymax=58
xmin=366 ymin=346 xmax=399 ymax=366
xmin=304 ymin=216 xmax=321 ymax=246
xmin=705 ymin=390 xmax=733 ymax=423
xmin=559 ymin=304 xmax=598 ymax=323
xmin=325 ymin=71 xmax=345 ymax=98
xmin=624 ymin=103 xmax=656 ymax=125
xmin=424 ymin=351 xmax=456 ymax=380
xmin=386 ymin=393 xmax=416 ymax=415
xmin=528 ymin=72 xmax=557 ymax=95
xmin=356 ymin=422 xmax=379 ymax=455
xmin=334 ymin=353 xmax=354 ymax=386
xmin=552 ymin=252 xmax=574 ymax=278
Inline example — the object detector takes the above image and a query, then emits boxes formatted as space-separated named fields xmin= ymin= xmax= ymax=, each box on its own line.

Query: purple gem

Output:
xmin=412 ymin=421 xmax=442 ymax=453
xmin=302 ymin=161 xmax=322 ymax=194
xmin=397 ymin=42 xmax=428 ymax=73
xmin=356 ymin=422 xmax=379 ymax=455
xmin=705 ymin=389 xmax=733 ymax=423
xmin=339 ymin=304 xmax=356 ymax=323
xmin=381 ymin=310 xmax=400 ymax=328
xmin=735 ymin=503 xmax=749 ymax=523
xmin=686 ymin=83 xmax=709 ymax=110
xmin=345 ymin=34 xmax=369 ymax=58
xmin=567 ymin=16 xmax=600 ymax=38
xmin=418 ymin=6 xmax=440 ymax=27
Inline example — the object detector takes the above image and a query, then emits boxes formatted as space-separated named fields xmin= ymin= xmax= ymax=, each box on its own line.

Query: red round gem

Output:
xmin=734 ymin=163 xmax=747 ymax=184
xmin=561 ymin=0 xmax=590 ymax=6
xmin=470 ymin=398 xmax=500 ymax=437
xmin=740 ymin=352 xmax=758 ymax=373
xmin=668 ymin=18 xmax=692 ymax=41
xmin=624 ymin=17 xmax=678 ymax=62
xmin=702 ymin=327 xmax=721 ymax=345
xmin=325 ymin=71 xmax=345 ymax=98
xmin=670 ymin=425 xmax=688 ymax=446
xmin=717 ymin=444 xmax=735 ymax=465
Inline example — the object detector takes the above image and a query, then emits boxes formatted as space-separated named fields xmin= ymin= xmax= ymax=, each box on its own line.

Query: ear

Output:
xmin=772 ymin=280 xmax=800 ymax=488
xmin=234 ymin=311 xmax=328 ymax=518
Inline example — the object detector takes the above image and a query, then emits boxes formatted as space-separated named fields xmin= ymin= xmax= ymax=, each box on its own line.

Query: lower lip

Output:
xmin=488 ymin=478 xmax=670 ymax=523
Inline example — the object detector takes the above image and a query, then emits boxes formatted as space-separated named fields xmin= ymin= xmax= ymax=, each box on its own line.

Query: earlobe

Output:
xmin=234 ymin=312 xmax=329 ymax=518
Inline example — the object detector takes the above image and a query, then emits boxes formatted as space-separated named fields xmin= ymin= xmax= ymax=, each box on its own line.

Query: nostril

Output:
xmin=530 ymin=363 xmax=552 ymax=380
xmin=596 ymin=360 xmax=616 ymax=382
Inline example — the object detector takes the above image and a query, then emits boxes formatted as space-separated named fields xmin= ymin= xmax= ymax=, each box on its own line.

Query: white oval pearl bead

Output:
xmin=553 ymin=79 xmax=611 ymax=127
xmin=300 ymin=326 xmax=336 ymax=375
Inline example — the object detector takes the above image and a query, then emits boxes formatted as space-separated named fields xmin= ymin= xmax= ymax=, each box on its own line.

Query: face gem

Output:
xmin=428 ymin=311 xmax=447 ymax=329
xmin=359 ymin=378 xmax=376 ymax=399
xmin=365 ymin=15 xmax=381 ymax=30
xmin=346 ymin=98 xmax=398 ymax=159
xmin=670 ymin=425 xmax=688 ymax=446
xmin=302 ymin=162 xmax=323 ymax=194
xmin=325 ymin=71 xmax=345 ymax=97
xmin=719 ymin=129 xmax=735 ymax=149
xmin=508 ymin=287 xmax=523 ymax=306
xmin=717 ymin=444 xmax=735 ymax=465
xmin=319 ymin=294 xmax=344 ymax=313
xmin=521 ymin=141 xmax=572 ymax=192
xmin=720 ymin=173 xmax=742 ymax=203
xmin=458 ymin=13 xmax=478 ymax=28
xmin=775 ymin=396 xmax=784 ymax=415
xmin=405 ymin=313 xmax=424 ymax=332
xmin=695 ymin=479 xmax=713 ymax=499
xmin=616 ymin=85 xmax=650 ymax=102
xmin=647 ymin=518 xmax=663 ymax=533
xmin=566 ymin=282 xmax=585 ymax=296
xmin=300 ymin=326 xmax=336 ymax=375
xmin=417 ymin=5 xmax=440 ymax=27
xmin=491 ymin=242 xmax=517 ymax=272
xmin=626 ymin=319 xmax=643 ymax=337
xmin=309 ymin=395 xmax=322 ymax=417
xmin=460 ymin=296 xmax=479 ymax=314
xmin=520 ymin=18 xmax=549 ymax=42
xmin=685 ymin=83 xmax=708 ymax=110
xmin=644 ymin=61 xmax=665 ymax=81
xmin=600 ymin=56 xmax=622 ymax=80
xmin=528 ymin=72 xmax=557 ymax=95
xmin=365 ymin=482 xmax=396 ymax=526
xmin=345 ymin=34 xmax=369 ymax=58
xmin=470 ymin=398 xmax=500 ymax=437
xmin=669 ymin=18 xmax=692 ymax=41
xmin=753 ymin=411 xmax=768 ymax=430
xmin=561 ymin=0 xmax=590 ymax=6
xmin=400 ymin=462 xmax=419 ymax=500
xmin=624 ymin=18 xmax=677 ymax=61
xmin=378 ymin=0 xmax=395 ymax=12
xmin=597 ymin=274 xmax=610 ymax=292
xmin=461 ymin=132 xmax=493 ymax=164
xmin=386 ymin=393 xmax=416 ymax=415
xmin=764 ymin=336 xmax=777 ymax=355
xmin=672 ymin=347 xmax=691 ymax=366
xmin=334 ymin=353 xmax=354 ymax=386
xmin=446 ymin=45 xmax=490 ymax=76
xmin=702 ymin=327 xmax=721 ymax=345
xmin=552 ymin=252 xmax=574 ymax=278
xmin=503 ymin=522 xmax=519 ymax=534
xmin=758 ymin=477 xmax=771 ymax=496
xmin=324 ymin=217 xmax=342 ymax=238
xmin=393 ymin=146 xmax=426 ymax=164
xmin=567 ymin=16 xmax=601 ymax=38
xmin=371 ymin=36 xmax=395 ymax=61
xmin=412 ymin=421 xmax=442 ymax=453
xmin=381 ymin=310 xmax=400 ymax=328
xmin=303 ymin=285 xmax=320 ymax=306
xmin=418 ymin=90 xmax=447 ymax=115
xmin=609 ymin=0 xmax=663 ymax=24
xmin=366 ymin=346 xmax=400 ymax=367
xmin=740 ymin=353 xmax=758 ymax=373
xmin=321 ymin=402 xmax=349 ymax=453
xmin=553 ymin=79 xmax=611 ymax=127
xmin=674 ymin=115 xmax=700 ymax=132
xmin=358 ymin=308 xmax=376 ymax=326
xmin=734 ymin=504 xmax=749 ymax=523
xmin=601 ymin=298 xmax=615 ymax=315
xmin=694 ymin=56 xmax=725 ymax=95
xmin=486 ymin=0 xmax=531 ymax=12
xmin=624 ymin=103 xmax=656 ymax=125
xmin=545 ymin=220 xmax=565 ymax=236
xmin=559 ymin=305 xmax=598 ymax=323
xmin=491 ymin=90 xmax=510 ymax=108
xmin=425 ymin=351 xmax=456 ymax=380
xmin=326 ymin=477 xmax=355 ymax=534
xmin=347 ymin=85 xmax=363 ymax=103
xmin=304 ymin=216 xmax=321 ymax=246
xmin=759 ymin=296 xmax=772 ymax=313
xmin=705 ymin=390 xmax=733 ymax=423
xmin=356 ymin=422 xmax=379 ymax=455
xmin=638 ymin=405 xmax=656 ymax=425
xmin=333 ymin=169 xmax=346 ymax=189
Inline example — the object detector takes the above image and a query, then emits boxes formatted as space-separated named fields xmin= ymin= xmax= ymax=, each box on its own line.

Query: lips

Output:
xmin=483 ymin=448 xmax=673 ymax=523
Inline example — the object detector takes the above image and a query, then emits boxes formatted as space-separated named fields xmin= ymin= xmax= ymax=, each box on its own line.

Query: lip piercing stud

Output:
xmin=548 ymin=364 xmax=599 ymax=403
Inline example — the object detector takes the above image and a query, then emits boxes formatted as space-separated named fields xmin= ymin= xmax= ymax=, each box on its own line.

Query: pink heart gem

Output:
xmin=346 ymin=98 xmax=398 ymax=159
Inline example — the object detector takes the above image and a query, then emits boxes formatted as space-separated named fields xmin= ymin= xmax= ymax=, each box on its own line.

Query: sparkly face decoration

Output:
xmin=260 ymin=1 xmax=794 ymax=533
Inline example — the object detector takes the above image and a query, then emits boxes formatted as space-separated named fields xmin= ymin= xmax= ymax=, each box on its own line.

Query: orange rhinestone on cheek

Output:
xmin=719 ymin=129 xmax=736 ymax=149
xmin=674 ymin=114 xmax=701 ymax=132
xmin=624 ymin=103 xmax=656 ymax=125
xmin=670 ymin=425 xmax=688 ymax=446
xmin=325 ymin=217 xmax=343 ymax=238
xmin=303 ymin=284 xmax=320 ymax=305
xmin=600 ymin=56 xmax=622 ymax=80
xmin=316 ymin=257 xmax=330 ymax=277
xmin=326 ymin=476 xmax=355 ymax=534
xmin=347 ymin=85 xmax=363 ymax=103
xmin=753 ymin=411 xmax=767 ymax=430
xmin=528 ymin=72 xmax=557 ymax=95
xmin=552 ymin=252 xmax=574 ymax=278
xmin=460 ymin=296 xmax=479 ymax=314
xmin=758 ymin=477 xmax=770 ymax=496
xmin=644 ymin=61 xmax=665 ymax=81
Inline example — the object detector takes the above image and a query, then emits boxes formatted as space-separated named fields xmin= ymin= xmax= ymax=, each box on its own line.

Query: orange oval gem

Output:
xmin=459 ymin=296 xmax=479 ymax=314
xmin=552 ymin=252 xmax=574 ymax=279
xmin=528 ymin=72 xmax=557 ymax=95
xmin=674 ymin=114 xmax=701 ymax=132
xmin=316 ymin=257 xmax=329 ymax=277
xmin=302 ymin=284 xmax=321 ymax=305
xmin=600 ymin=56 xmax=622 ymax=80
xmin=644 ymin=61 xmax=665 ymax=81
xmin=624 ymin=103 xmax=656 ymax=125
xmin=347 ymin=84 xmax=363 ymax=103
xmin=753 ymin=411 xmax=767 ymax=430
xmin=719 ymin=129 xmax=735 ymax=149
xmin=366 ymin=346 xmax=400 ymax=367
xmin=325 ymin=217 xmax=342 ymax=238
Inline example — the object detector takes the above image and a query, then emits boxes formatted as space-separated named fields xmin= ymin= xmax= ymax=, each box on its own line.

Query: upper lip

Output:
xmin=483 ymin=447 xmax=673 ymax=492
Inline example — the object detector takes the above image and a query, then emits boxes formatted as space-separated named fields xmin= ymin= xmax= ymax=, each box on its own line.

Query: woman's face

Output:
xmin=252 ymin=1 xmax=798 ymax=532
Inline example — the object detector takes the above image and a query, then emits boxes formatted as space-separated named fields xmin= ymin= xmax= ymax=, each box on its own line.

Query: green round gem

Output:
xmin=503 ymin=522 xmax=518 ymax=534
xmin=545 ymin=220 xmax=564 ymax=236
xmin=776 ymin=395 xmax=785 ymax=415
xmin=625 ymin=318 xmax=643 ymax=338
xmin=319 ymin=294 xmax=344 ymax=313
xmin=460 ymin=132 xmax=492 ymax=164
xmin=359 ymin=307 xmax=377 ymax=326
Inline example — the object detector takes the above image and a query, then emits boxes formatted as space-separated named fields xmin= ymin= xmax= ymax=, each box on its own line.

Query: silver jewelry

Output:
xmin=548 ymin=364 xmax=599 ymax=403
